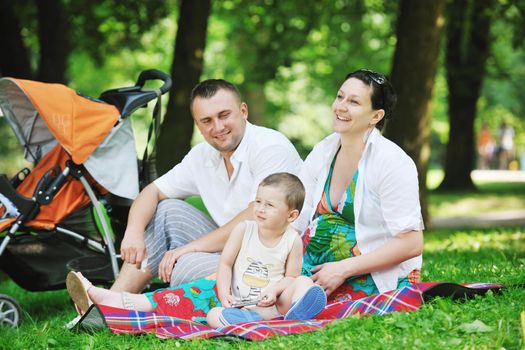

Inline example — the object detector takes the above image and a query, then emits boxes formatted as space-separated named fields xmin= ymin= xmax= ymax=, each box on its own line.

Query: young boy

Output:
xmin=66 ymin=173 xmax=326 ymax=326
xmin=206 ymin=172 xmax=326 ymax=327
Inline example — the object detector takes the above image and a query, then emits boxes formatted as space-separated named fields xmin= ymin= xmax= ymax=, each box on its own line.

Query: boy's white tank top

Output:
xmin=232 ymin=220 xmax=297 ymax=301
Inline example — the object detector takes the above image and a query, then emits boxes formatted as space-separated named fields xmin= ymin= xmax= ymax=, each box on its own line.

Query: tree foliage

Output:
xmin=0 ymin=0 xmax=169 ymax=82
xmin=211 ymin=0 xmax=328 ymax=124
xmin=1 ymin=0 xmax=524 ymax=187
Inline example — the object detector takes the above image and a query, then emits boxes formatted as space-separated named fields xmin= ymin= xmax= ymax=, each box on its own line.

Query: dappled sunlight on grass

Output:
xmin=431 ymin=195 xmax=525 ymax=217
xmin=428 ymin=170 xmax=525 ymax=217
xmin=425 ymin=228 xmax=525 ymax=253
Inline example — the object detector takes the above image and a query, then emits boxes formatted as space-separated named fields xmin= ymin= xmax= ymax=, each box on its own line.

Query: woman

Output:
xmin=292 ymin=69 xmax=423 ymax=300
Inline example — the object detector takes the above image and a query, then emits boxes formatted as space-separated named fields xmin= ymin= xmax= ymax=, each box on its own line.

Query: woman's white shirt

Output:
xmin=293 ymin=128 xmax=424 ymax=293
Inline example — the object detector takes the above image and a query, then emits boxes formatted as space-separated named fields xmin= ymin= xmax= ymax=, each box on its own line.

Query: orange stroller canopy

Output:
xmin=0 ymin=78 xmax=119 ymax=164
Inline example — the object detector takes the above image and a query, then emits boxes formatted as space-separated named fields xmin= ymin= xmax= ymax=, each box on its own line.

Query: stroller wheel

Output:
xmin=0 ymin=294 xmax=22 ymax=328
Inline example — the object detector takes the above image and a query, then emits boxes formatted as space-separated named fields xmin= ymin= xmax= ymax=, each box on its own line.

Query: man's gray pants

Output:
xmin=144 ymin=199 xmax=221 ymax=286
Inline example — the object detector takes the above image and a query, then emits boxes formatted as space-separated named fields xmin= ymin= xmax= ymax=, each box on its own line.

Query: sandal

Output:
xmin=66 ymin=271 xmax=93 ymax=315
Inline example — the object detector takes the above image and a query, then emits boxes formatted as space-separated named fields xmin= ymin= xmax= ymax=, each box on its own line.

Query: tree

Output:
xmin=0 ymin=0 xmax=71 ymax=83
xmin=156 ymin=0 xmax=211 ymax=174
xmin=438 ymin=0 xmax=494 ymax=191
xmin=0 ymin=0 xmax=168 ymax=83
xmin=36 ymin=0 xmax=70 ymax=83
xmin=384 ymin=0 xmax=445 ymax=226
xmin=0 ymin=0 xmax=33 ymax=79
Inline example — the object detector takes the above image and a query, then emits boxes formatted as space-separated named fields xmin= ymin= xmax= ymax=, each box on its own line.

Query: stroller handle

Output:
xmin=136 ymin=69 xmax=172 ymax=95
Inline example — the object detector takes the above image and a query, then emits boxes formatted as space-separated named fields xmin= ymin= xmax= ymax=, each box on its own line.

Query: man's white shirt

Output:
xmin=154 ymin=122 xmax=302 ymax=226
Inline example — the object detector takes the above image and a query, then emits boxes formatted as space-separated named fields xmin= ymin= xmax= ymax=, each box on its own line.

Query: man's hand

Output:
xmin=158 ymin=246 xmax=192 ymax=283
xmin=120 ymin=228 xmax=147 ymax=269
xmin=311 ymin=261 xmax=347 ymax=296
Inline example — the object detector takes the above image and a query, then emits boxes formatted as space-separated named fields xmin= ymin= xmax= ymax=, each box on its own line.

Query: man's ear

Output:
xmin=240 ymin=102 xmax=249 ymax=120
xmin=287 ymin=209 xmax=300 ymax=222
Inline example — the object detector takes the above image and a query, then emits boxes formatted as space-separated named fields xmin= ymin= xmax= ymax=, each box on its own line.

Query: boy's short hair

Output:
xmin=190 ymin=79 xmax=242 ymax=106
xmin=259 ymin=172 xmax=305 ymax=213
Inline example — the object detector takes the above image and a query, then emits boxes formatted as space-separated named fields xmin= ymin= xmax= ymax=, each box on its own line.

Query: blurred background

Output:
xmin=1 ymin=0 xmax=524 ymax=227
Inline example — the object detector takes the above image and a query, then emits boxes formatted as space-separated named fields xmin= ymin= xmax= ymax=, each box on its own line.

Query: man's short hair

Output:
xmin=259 ymin=172 xmax=305 ymax=213
xmin=190 ymin=79 xmax=242 ymax=106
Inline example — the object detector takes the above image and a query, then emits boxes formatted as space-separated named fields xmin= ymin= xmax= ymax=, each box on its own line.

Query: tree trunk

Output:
xmin=36 ymin=0 xmax=70 ymax=83
xmin=245 ymin=85 xmax=266 ymax=126
xmin=438 ymin=0 xmax=494 ymax=191
xmin=384 ymin=0 xmax=445 ymax=228
xmin=0 ymin=0 xmax=33 ymax=78
xmin=157 ymin=0 xmax=211 ymax=174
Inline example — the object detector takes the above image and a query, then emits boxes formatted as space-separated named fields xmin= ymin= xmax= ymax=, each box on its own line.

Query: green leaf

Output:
xmin=458 ymin=320 xmax=493 ymax=333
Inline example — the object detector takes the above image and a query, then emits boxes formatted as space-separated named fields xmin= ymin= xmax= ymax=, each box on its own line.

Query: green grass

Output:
xmin=1 ymin=227 xmax=524 ymax=349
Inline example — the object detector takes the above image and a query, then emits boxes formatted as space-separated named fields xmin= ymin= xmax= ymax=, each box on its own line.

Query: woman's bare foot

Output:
xmin=88 ymin=284 xmax=125 ymax=308
xmin=66 ymin=272 xmax=93 ymax=314
xmin=67 ymin=271 xmax=154 ymax=313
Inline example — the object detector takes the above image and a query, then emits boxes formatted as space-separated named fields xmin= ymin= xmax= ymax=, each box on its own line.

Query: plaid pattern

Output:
xmin=77 ymin=282 xmax=503 ymax=341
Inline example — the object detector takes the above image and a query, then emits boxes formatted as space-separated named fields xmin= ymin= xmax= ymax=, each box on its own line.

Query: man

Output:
xmin=111 ymin=79 xmax=302 ymax=293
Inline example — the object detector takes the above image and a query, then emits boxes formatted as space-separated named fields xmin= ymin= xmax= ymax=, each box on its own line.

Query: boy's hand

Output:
xmin=257 ymin=288 xmax=277 ymax=307
xmin=220 ymin=294 xmax=235 ymax=308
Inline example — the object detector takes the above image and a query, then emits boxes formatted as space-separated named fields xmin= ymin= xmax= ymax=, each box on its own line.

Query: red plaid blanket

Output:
xmin=76 ymin=282 xmax=502 ymax=341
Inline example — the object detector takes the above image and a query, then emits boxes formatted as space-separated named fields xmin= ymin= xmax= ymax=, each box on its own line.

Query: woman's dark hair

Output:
xmin=344 ymin=69 xmax=397 ymax=130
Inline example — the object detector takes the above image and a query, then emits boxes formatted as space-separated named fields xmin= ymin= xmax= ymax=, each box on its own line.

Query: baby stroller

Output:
xmin=0 ymin=70 xmax=171 ymax=327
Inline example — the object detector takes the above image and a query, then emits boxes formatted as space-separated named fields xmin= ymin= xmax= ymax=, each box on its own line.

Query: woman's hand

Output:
xmin=311 ymin=261 xmax=348 ymax=296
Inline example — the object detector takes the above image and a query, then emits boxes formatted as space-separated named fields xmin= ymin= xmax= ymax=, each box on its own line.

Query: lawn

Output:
xmin=1 ymin=176 xmax=524 ymax=349
xmin=0 ymin=226 xmax=523 ymax=349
